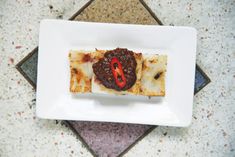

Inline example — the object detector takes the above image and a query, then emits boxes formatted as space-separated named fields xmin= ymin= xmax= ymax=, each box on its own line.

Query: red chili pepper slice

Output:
xmin=110 ymin=57 xmax=126 ymax=88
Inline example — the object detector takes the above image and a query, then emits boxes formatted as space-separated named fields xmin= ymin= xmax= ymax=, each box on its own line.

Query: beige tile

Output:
xmin=75 ymin=0 xmax=158 ymax=25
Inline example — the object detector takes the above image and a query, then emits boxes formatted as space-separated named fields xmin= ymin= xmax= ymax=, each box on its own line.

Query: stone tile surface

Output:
xmin=124 ymin=0 xmax=235 ymax=157
xmin=0 ymin=0 xmax=92 ymax=157
xmin=69 ymin=121 xmax=151 ymax=157
xmin=75 ymin=0 xmax=157 ymax=24
xmin=16 ymin=0 xmax=211 ymax=156
xmin=0 ymin=0 xmax=234 ymax=157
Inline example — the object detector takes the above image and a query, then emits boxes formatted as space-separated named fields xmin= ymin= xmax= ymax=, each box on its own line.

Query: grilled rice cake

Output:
xmin=69 ymin=51 xmax=93 ymax=93
xmin=91 ymin=51 xmax=143 ymax=95
xmin=69 ymin=49 xmax=167 ymax=96
xmin=140 ymin=55 xmax=167 ymax=96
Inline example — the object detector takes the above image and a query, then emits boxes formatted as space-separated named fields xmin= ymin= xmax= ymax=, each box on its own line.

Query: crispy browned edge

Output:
xmin=69 ymin=52 xmax=93 ymax=93
xmin=15 ymin=0 xmax=211 ymax=157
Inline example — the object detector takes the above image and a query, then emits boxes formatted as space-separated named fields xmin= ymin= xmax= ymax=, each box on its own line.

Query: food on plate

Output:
xmin=140 ymin=55 xmax=167 ymax=96
xmin=69 ymin=48 xmax=167 ymax=96
xmin=69 ymin=51 xmax=93 ymax=93
xmin=92 ymin=48 xmax=142 ymax=95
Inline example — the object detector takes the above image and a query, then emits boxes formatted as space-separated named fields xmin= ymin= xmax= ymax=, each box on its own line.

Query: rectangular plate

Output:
xmin=36 ymin=19 xmax=197 ymax=127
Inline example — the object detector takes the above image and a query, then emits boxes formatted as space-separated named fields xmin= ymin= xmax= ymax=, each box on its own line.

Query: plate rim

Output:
xmin=36 ymin=19 xmax=196 ymax=127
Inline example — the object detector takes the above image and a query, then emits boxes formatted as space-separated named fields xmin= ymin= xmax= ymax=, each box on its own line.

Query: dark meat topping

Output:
xmin=92 ymin=48 xmax=137 ymax=91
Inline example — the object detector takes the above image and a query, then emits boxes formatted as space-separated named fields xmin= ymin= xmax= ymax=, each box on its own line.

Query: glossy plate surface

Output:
xmin=36 ymin=19 xmax=197 ymax=126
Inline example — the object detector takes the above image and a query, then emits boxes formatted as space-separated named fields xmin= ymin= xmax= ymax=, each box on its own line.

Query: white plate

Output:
xmin=36 ymin=19 xmax=197 ymax=127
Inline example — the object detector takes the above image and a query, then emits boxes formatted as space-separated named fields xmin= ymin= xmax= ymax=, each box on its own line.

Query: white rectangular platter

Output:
xmin=36 ymin=19 xmax=197 ymax=127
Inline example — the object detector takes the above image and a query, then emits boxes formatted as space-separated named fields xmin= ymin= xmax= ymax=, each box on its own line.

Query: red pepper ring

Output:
xmin=110 ymin=57 xmax=127 ymax=89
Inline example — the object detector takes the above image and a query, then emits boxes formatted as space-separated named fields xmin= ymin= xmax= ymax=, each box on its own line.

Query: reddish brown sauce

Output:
xmin=92 ymin=48 xmax=137 ymax=91
xmin=82 ymin=54 xmax=92 ymax=62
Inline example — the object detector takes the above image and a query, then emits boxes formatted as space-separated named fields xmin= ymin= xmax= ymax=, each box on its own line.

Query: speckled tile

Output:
xmin=20 ymin=51 xmax=38 ymax=86
xmin=49 ymin=0 xmax=158 ymax=156
xmin=124 ymin=0 xmax=235 ymax=157
xmin=68 ymin=121 xmax=152 ymax=157
xmin=0 ymin=0 xmax=92 ymax=157
xmin=16 ymin=0 xmax=211 ymax=156
xmin=0 ymin=0 xmax=234 ymax=157
xmin=75 ymin=0 xmax=157 ymax=24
